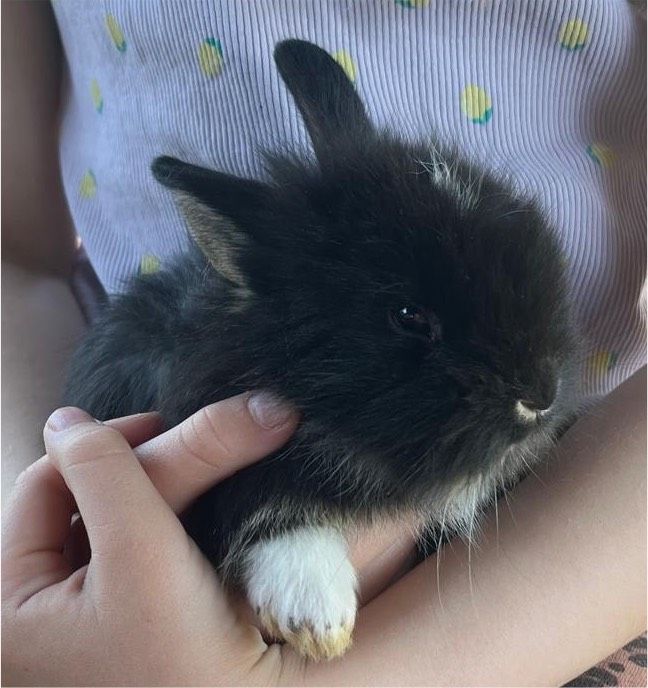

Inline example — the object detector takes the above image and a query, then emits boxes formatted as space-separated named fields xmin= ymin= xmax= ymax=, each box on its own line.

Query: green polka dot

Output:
xmin=105 ymin=14 xmax=126 ymax=52
xmin=395 ymin=0 xmax=430 ymax=7
xmin=198 ymin=38 xmax=224 ymax=77
xmin=460 ymin=84 xmax=492 ymax=124
xmin=332 ymin=50 xmax=357 ymax=83
xmin=559 ymin=19 xmax=588 ymax=50
xmin=79 ymin=170 xmax=97 ymax=199
xmin=140 ymin=255 xmax=161 ymax=275
xmin=586 ymin=143 xmax=615 ymax=168
xmin=589 ymin=350 xmax=618 ymax=377
xmin=90 ymin=79 xmax=103 ymax=113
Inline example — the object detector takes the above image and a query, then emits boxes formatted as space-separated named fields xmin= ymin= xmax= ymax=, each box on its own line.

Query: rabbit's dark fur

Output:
xmin=65 ymin=39 xmax=576 ymax=659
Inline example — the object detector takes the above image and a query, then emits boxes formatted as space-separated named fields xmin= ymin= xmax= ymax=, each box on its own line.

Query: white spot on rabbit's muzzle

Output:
xmin=515 ymin=399 xmax=547 ymax=423
xmin=514 ymin=376 xmax=561 ymax=424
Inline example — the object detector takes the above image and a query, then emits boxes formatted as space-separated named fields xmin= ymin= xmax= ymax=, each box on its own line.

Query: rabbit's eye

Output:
xmin=391 ymin=305 xmax=442 ymax=342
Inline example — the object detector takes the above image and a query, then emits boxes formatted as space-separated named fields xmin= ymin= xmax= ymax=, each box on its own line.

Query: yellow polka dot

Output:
xmin=559 ymin=19 xmax=588 ymax=50
xmin=395 ymin=0 xmax=430 ymax=7
xmin=332 ymin=50 xmax=357 ymax=83
xmin=140 ymin=255 xmax=161 ymax=275
xmin=198 ymin=38 xmax=224 ymax=77
xmin=460 ymin=84 xmax=492 ymax=124
xmin=79 ymin=170 xmax=97 ymax=199
xmin=105 ymin=14 xmax=127 ymax=52
xmin=90 ymin=79 xmax=103 ymax=113
xmin=586 ymin=143 xmax=615 ymax=169
xmin=589 ymin=350 xmax=618 ymax=377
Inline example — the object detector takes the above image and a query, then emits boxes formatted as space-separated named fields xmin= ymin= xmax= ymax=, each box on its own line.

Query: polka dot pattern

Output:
xmin=395 ymin=0 xmax=430 ymax=7
xmin=586 ymin=143 xmax=615 ymax=168
xmin=79 ymin=170 xmax=97 ymax=199
xmin=90 ymin=79 xmax=103 ymax=113
xmin=589 ymin=350 xmax=619 ymax=377
xmin=332 ymin=50 xmax=357 ymax=82
xmin=198 ymin=38 xmax=224 ymax=77
xmin=49 ymin=1 xmax=646 ymax=403
xmin=105 ymin=14 xmax=126 ymax=52
xmin=559 ymin=18 xmax=588 ymax=50
xmin=460 ymin=84 xmax=492 ymax=124
xmin=140 ymin=255 xmax=161 ymax=275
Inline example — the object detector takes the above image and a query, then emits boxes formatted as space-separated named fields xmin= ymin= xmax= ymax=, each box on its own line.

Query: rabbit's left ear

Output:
xmin=152 ymin=156 xmax=269 ymax=292
xmin=274 ymin=39 xmax=374 ymax=168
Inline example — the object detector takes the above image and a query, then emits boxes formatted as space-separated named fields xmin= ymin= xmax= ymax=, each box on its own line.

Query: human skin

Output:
xmin=1 ymin=0 xmax=85 ymax=506
xmin=1 ymin=395 xmax=415 ymax=686
xmin=291 ymin=365 xmax=647 ymax=686
xmin=2 ymin=369 xmax=646 ymax=687
xmin=2 ymin=3 xmax=645 ymax=685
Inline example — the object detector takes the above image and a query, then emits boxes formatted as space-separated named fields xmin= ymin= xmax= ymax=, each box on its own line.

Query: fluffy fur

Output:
xmin=65 ymin=39 xmax=577 ymax=659
xmin=244 ymin=526 xmax=357 ymax=660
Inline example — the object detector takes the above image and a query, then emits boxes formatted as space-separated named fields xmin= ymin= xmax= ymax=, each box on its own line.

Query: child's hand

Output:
xmin=1 ymin=394 xmax=301 ymax=686
xmin=2 ymin=394 xmax=417 ymax=686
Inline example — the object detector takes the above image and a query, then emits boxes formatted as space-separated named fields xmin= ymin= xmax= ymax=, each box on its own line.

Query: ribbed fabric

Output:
xmin=51 ymin=0 xmax=646 ymax=400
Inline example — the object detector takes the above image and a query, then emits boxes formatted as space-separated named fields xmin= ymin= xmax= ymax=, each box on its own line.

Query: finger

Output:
xmin=52 ymin=413 xmax=162 ymax=570
xmin=103 ymin=411 xmax=163 ymax=447
xmin=2 ymin=413 xmax=161 ymax=568
xmin=133 ymin=391 xmax=298 ymax=513
xmin=43 ymin=407 xmax=177 ymax=559
xmin=2 ymin=455 xmax=75 ymax=601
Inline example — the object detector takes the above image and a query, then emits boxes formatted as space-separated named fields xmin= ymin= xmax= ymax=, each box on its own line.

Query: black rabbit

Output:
xmin=65 ymin=39 xmax=576 ymax=660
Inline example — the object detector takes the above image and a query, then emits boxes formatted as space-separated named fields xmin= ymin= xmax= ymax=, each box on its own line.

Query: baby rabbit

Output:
xmin=65 ymin=39 xmax=576 ymax=660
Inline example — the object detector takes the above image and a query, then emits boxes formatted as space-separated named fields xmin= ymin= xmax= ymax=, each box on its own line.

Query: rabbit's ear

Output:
xmin=274 ymin=39 xmax=374 ymax=166
xmin=152 ymin=156 xmax=269 ymax=292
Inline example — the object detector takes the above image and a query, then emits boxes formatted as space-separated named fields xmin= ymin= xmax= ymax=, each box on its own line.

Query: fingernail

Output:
xmin=247 ymin=392 xmax=294 ymax=430
xmin=46 ymin=407 xmax=96 ymax=432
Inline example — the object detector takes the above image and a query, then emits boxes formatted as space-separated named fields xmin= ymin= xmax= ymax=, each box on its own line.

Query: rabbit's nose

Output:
xmin=515 ymin=375 xmax=559 ymax=423
xmin=515 ymin=398 xmax=551 ymax=423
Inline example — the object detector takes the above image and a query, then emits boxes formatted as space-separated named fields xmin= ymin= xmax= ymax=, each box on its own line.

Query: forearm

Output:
xmin=1 ymin=261 xmax=86 ymax=503
xmin=290 ymin=367 xmax=646 ymax=686
xmin=1 ymin=1 xmax=76 ymax=275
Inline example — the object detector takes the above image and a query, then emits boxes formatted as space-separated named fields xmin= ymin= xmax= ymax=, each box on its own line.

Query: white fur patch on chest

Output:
xmin=242 ymin=526 xmax=357 ymax=660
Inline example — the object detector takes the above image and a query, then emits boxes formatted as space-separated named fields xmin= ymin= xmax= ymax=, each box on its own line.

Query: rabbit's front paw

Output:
xmin=244 ymin=526 xmax=357 ymax=661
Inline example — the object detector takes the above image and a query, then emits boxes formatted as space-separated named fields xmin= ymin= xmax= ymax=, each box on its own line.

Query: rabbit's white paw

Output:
xmin=244 ymin=526 xmax=357 ymax=660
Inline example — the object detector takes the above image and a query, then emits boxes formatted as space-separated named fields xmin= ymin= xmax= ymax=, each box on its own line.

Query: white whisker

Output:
xmin=436 ymin=502 xmax=449 ymax=613
xmin=518 ymin=451 xmax=547 ymax=487
xmin=467 ymin=495 xmax=477 ymax=610
xmin=493 ymin=483 xmax=500 ymax=552
xmin=502 ymin=482 xmax=517 ymax=527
